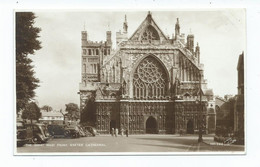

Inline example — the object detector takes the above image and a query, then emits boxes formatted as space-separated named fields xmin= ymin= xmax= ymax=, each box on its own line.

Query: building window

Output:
xmin=83 ymin=64 xmax=86 ymax=73
xmin=94 ymin=64 xmax=97 ymax=73
xmin=83 ymin=49 xmax=86 ymax=55
xmin=91 ymin=64 xmax=93 ymax=73
xmin=96 ymin=49 xmax=99 ymax=55
xmin=133 ymin=56 xmax=167 ymax=99
xmin=88 ymin=49 xmax=92 ymax=55
xmin=141 ymin=25 xmax=160 ymax=41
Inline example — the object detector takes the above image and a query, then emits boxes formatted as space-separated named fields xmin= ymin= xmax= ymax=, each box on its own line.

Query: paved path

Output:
xmin=17 ymin=134 xmax=244 ymax=153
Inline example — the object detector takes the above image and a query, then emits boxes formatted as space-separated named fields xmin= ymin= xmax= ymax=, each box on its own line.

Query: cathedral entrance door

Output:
xmin=187 ymin=120 xmax=194 ymax=134
xmin=146 ymin=116 xmax=157 ymax=134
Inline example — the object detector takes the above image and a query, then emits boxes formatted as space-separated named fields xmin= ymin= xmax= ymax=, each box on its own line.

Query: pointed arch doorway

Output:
xmin=146 ymin=116 xmax=158 ymax=134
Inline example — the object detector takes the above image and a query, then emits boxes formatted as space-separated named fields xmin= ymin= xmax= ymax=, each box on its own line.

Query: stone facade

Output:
xmin=79 ymin=12 xmax=216 ymax=134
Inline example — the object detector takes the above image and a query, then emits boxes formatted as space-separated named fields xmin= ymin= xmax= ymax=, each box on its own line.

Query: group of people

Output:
xmin=111 ymin=128 xmax=128 ymax=137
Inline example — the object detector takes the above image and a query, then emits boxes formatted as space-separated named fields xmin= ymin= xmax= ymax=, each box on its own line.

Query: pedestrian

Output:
xmin=115 ymin=128 xmax=118 ymax=137
xmin=111 ymin=128 xmax=114 ymax=137
xmin=121 ymin=128 xmax=124 ymax=136
xmin=179 ymin=129 xmax=183 ymax=136
xmin=125 ymin=129 xmax=129 ymax=137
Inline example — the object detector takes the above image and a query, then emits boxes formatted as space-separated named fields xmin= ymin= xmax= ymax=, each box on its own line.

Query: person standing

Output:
xmin=115 ymin=128 xmax=118 ymax=137
xmin=111 ymin=128 xmax=114 ymax=137
xmin=179 ymin=129 xmax=183 ymax=136
xmin=121 ymin=128 xmax=124 ymax=136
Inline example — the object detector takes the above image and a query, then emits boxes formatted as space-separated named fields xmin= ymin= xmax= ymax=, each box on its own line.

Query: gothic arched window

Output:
xmin=133 ymin=56 xmax=168 ymax=99
xmin=141 ymin=25 xmax=160 ymax=41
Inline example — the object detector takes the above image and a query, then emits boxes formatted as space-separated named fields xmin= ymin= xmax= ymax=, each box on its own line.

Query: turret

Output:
xmin=123 ymin=15 xmax=128 ymax=33
xmin=175 ymin=18 xmax=180 ymax=39
xmin=81 ymin=31 xmax=87 ymax=45
xmin=116 ymin=15 xmax=128 ymax=45
xmin=106 ymin=31 xmax=112 ymax=44
xmin=187 ymin=34 xmax=194 ymax=53
xmin=195 ymin=42 xmax=200 ymax=64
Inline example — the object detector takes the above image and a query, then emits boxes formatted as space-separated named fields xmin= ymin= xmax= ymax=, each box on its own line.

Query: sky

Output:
xmin=29 ymin=10 xmax=246 ymax=110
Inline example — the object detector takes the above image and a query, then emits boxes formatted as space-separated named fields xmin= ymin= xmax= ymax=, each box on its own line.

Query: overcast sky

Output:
xmin=29 ymin=10 xmax=245 ymax=110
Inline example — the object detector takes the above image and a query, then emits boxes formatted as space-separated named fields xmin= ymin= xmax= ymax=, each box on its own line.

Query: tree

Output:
xmin=81 ymin=94 xmax=96 ymax=126
xmin=16 ymin=12 xmax=41 ymax=113
xmin=21 ymin=102 xmax=41 ymax=124
xmin=226 ymin=97 xmax=236 ymax=129
xmin=65 ymin=103 xmax=80 ymax=121
xmin=216 ymin=96 xmax=236 ymax=136
xmin=41 ymin=105 xmax=53 ymax=112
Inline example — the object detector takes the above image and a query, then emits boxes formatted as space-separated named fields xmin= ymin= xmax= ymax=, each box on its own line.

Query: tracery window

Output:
xmin=133 ymin=56 xmax=167 ymax=99
xmin=141 ymin=25 xmax=160 ymax=41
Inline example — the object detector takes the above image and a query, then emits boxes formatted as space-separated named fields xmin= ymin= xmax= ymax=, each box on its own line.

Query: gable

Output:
xmin=129 ymin=12 xmax=168 ymax=42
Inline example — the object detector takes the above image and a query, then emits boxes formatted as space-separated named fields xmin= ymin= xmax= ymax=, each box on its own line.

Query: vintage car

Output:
xmin=17 ymin=121 xmax=50 ymax=146
xmin=17 ymin=121 xmax=32 ymax=147
xmin=76 ymin=125 xmax=88 ymax=137
xmin=83 ymin=126 xmax=98 ymax=137
xmin=65 ymin=126 xmax=81 ymax=138
xmin=47 ymin=124 xmax=67 ymax=138
xmin=26 ymin=123 xmax=50 ymax=144
xmin=47 ymin=124 xmax=80 ymax=138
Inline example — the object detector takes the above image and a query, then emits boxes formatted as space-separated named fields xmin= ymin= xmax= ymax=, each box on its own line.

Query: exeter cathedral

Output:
xmin=79 ymin=12 xmax=216 ymax=134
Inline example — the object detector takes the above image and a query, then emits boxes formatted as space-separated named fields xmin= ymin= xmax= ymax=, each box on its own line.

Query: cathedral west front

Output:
xmin=79 ymin=12 xmax=216 ymax=134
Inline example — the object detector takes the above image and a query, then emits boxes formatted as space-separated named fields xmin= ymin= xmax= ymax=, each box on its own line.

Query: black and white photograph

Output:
xmin=14 ymin=9 xmax=246 ymax=154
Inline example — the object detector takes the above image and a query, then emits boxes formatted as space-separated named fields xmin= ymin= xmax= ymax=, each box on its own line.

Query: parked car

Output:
xmin=17 ymin=121 xmax=32 ymax=147
xmin=47 ymin=124 xmax=68 ymax=138
xmin=17 ymin=121 xmax=49 ymax=146
xmin=84 ymin=126 xmax=98 ymax=137
xmin=76 ymin=125 xmax=88 ymax=137
xmin=65 ymin=126 xmax=80 ymax=138
xmin=26 ymin=123 xmax=50 ymax=144
xmin=47 ymin=124 xmax=81 ymax=138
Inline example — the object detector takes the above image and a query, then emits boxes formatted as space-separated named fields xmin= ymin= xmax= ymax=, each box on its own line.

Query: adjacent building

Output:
xmin=79 ymin=12 xmax=216 ymax=134
xmin=234 ymin=52 xmax=244 ymax=136
xmin=39 ymin=110 xmax=64 ymax=125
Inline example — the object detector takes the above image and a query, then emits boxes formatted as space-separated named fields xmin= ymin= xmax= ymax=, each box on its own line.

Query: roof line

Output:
xmin=129 ymin=12 xmax=168 ymax=40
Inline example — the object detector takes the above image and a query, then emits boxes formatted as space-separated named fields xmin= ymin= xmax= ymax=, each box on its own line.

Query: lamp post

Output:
xmin=128 ymin=109 xmax=130 ymax=134
xmin=198 ymin=71 xmax=203 ymax=143
xmin=128 ymin=103 xmax=131 ymax=135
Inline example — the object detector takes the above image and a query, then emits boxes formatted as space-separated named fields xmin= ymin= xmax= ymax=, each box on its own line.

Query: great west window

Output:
xmin=133 ymin=56 xmax=168 ymax=99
